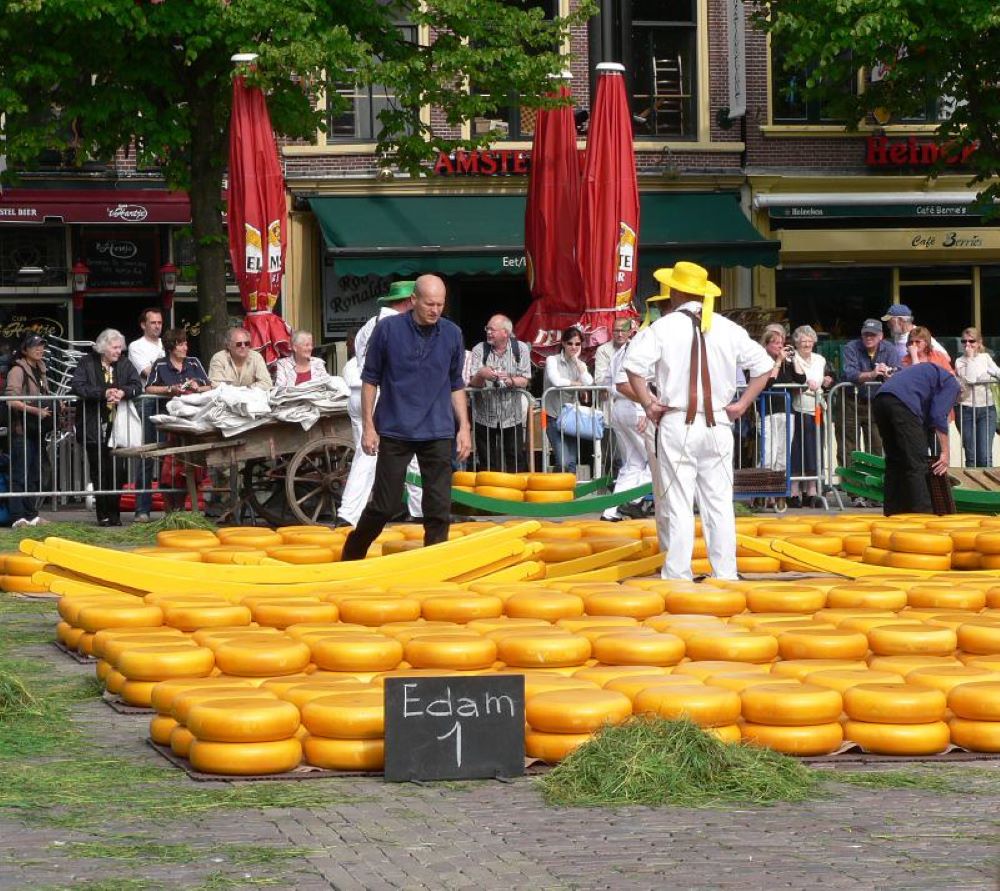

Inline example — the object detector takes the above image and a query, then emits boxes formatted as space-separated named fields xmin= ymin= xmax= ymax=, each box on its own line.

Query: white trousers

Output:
xmin=654 ymin=412 xmax=737 ymax=580
xmin=760 ymin=411 xmax=788 ymax=471
xmin=603 ymin=400 xmax=652 ymax=519
xmin=339 ymin=397 xmax=423 ymax=525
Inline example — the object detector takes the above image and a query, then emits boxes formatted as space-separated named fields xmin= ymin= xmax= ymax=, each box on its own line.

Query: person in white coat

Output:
xmin=336 ymin=281 xmax=423 ymax=526
xmin=624 ymin=263 xmax=772 ymax=580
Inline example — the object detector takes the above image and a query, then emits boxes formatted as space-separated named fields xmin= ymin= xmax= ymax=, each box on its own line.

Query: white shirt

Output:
xmin=956 ymin=353 xmax=1000 ymax=407
xmin=593 ymin=341 xmax=617 ymax=387
xmin=624 ymin=301 xmax=771 ymax=422
xmin=543 ymin=353 xmax=593 ymax=417
xmin=355 ymin=306 xmax=400 ymax=373
xmin=611 ymin=342 xmax=644 ymax=421
xmin=791 ymin=351 xmax=827 ymax=414
xmin=128 ymin=336 xmax=164 ymax=378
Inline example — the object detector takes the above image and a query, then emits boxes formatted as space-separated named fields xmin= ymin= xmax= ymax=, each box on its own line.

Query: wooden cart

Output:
xmin=116 ymin=411 xmax=354 ymax=525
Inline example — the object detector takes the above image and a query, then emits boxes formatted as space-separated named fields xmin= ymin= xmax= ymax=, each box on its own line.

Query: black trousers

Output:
xmin=473 ymin=422 xmax=527 ymax=473
xmin=85 ymin=439 xmax=124 ymax=523
xmin=342 ymin=436 xmax=453 ymax=560
xmin=873 ymin=394 xmax=932 ymax=516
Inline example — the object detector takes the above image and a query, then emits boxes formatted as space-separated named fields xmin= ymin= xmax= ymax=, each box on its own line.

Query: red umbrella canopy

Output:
xmin=228 ymin=73 xmax=287 ymax=315
xmin=516 ymin=80 xmax=584 ymax=354
xmin=575 ymin=63 xmax=640 ymax=348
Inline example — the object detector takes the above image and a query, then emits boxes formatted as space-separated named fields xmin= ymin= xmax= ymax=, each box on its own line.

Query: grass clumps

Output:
xmin=0 ymin=511 xmax=216 ymax=550
xmin=539 ymin=716 xmax=819 ymax=808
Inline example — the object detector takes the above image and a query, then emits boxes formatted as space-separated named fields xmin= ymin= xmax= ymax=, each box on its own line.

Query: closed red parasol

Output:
xmin=228 ymin=61 xmax=291 ymax=366
xmin=574 ymin=63 xmax=640 ymax=350
xmin=515 ymin=77 xmax=584 ymax=362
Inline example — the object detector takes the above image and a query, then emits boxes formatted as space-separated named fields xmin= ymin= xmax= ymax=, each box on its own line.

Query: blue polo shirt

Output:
xmin=147 ymin=357 xmax=209 ymax=389
xmin=362 ymin=311 xmax=465 ymax=441
xmin=878 ymin=362 xmax=960 ymax=434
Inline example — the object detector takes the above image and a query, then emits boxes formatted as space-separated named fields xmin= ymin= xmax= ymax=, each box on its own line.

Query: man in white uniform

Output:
xmin=336 ymin=281 xmax=423 ymax=526
xmin=624 ymin=262 xmax=772 ymax=580
xmin=127 ymin=308 xmax=164 ymax=522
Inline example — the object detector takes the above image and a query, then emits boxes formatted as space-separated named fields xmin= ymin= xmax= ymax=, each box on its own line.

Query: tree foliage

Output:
xmin=0 ymin=0 xmax=592 ymax=349
xmin=758 ymin=0 xmax=1000 ymax=199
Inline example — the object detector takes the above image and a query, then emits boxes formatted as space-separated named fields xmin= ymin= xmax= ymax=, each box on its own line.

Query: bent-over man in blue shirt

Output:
xmin=342 ymin=274 xmax=471 ymax=559
xmin=873 ymin=337 xmax=960 ymax=516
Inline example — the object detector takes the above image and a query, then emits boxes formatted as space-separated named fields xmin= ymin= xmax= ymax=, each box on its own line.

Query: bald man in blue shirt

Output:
xmin=342 ymin=274 xmax=471 ymax=559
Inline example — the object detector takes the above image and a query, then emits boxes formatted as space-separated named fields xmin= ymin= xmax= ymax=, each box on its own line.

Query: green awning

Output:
xmin=309 ymin=192 xmax=778 ymax=277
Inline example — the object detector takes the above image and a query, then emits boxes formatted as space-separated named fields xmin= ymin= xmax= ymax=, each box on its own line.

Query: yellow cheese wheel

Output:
xmin=169 ymin=687 xmax=277 ymax=724
xmin=770 ymin=659 xmax=869 ymax=681
xmin=309 ymin=635 xmax=403 ymax=672
xmin=75 ymin=603 xmax=164 ymax=634
xmin=533 ymin=540 xmax=590 ymax=563
xmin=860 ymin=546 xmax=892 ymax=566
xmin=905 ymin=665 xmax=1000 ymax=694
xmin=104 ymin=669 xmax=127 ymax=695
xmin=947 ymin=681 xmax=1000 ymax=720
xmin=298 ymin=691 xmax=385 ymax=740
xmin=195 ymin=628 xmax=283 ymax=649
xmin=843 ymin=682 xmax=946 ymax=724
xmin=603 ymin=674 xmax=697 ymax=700
xmin=841 ymin=535 xmax=872 ymax=557
xmin=591 ymin=632 xmax=685 ymax=667
xmin=265 ymin=545 xmax=336 ymax=565
xmin=741 ymin=721 xmax=843 ymax=756
xmin=95 ymin=659 xmax=113 ymax=682
xmin=947 ymin=718 xmax=1000 ymax=752
xmin=756 ymin=521 xmax=814 ymax=537
xmin=404 ymin=634 xmax=497 ymax=670
xmin=525 ymin=688 xmax=632 ymax=733
xmin=826 ymin=584 xmax=907 ymax=611
xmin=870 ymin=524 xmax=923 ymax=549
xmin=504 ymin=591 xmax=585 ymax=622
xmin=119 ymin=680 xmax=159 ymax=707
xmin=511 ymin=673 xmax=598 ymax=699
xmin=956 ymin=619 xmax=1000 ymax=655
xmin=705 ymin=724 xmax=742 ymax=745
xmin=188 ymin=737 xmax=302 ymax=775
xmin=281 ymin=682 xmax=373 ymax=710
xmin=475 ymin=471 xmax=528 ymax=490
xmin=735 ymin=556 xmax=783 ymax=573
xmin=868 ymin=624 xmax=957 ymax=656
xmin=201 ymin=546 xmax=264 ymax=565
xmin=889 ymin=530 xmax=953 ymax=556
xmin=776 ymin=629 xmax=870 ymax=661
xmin=77 ymin=632 xmax=97 ymax=656
xmin=524 ymin=490 xmax=574 ymax=503
xmin=186 ymin=697 xmax=301 ymax=743
xmin=302 ymin=735 xmax=384 ymax=770
xmin=497 ymin=633 xmax=592 ymax=668
xmin=337 ymin=598 xmax=420 ymax=626
xmin=885 ymin=552 xmax=952 ymax=572
xmin=421 ymin=594 xmax=503 ymax=623
xmin=685 ymin=631 xmax=779 ymax=664
xmin=452 ymin=470 xmax=477 ymax=487
xmin=572 ymin=665 xmax=668 ymax=686
xmin=4 ymin=555 xmax=46 ymax=576
xmin=905 ymin=585 xmax=986 ymax=611
xmin=116 ymin=644 xmax=215 ymax=681
xmin=161 ymin=603 xmax=252 ymax=632
xmin=524 ymin=729 xmax=592 ymax=763
xmin=843 ymin=719 xmax=950 ymax=755
xmin=528 ymin=525 xmax=583 ymax=541
xmin=250 ymin=600 xmax=339 ymax=629
xmin=974 ymin=531 xmax=1000 ymax=554
xmin=92 ymin=629 xmax=185 ymax=660
xmin=660 ymin=586 xmax=746 ymax=617
xmin=706 ymin=673 xmax=801 ymax=694
xmin=170 ymin=725 xmax=196 ymax=758
xmin=132 ymin=547 xmax=204 ymax=562
xmin=633 ymin=684 xmax=741 ymax=727
xmin=740 ymin=683 xmax=842 ymax=726
xmin=784 ymin=534 xmax=843 ymax=556
xmin=149 ymin=714 xmax=178 ymax=746
xmin=474 ymin=486 xmax=525 ymax=502
xmin=745 ymin=585 xmax=826 ymax=615
xmin=837 ymin=616 xmax=904 ymax=634
xmin=583 ymin=590 xmax=665 ymax=620
xmin=101 ymin=637 xmax=199 ymax=667
xmin=156 ymin=530 xmax=220 ymax=549
xmin=150 ymin=677 xmax=256 ymax=715
xmin=803 ymin=669 xmax=904 ymax=694
xmin=279 ymin=528 xmax=345 ymax=546
xmin=214 ymin=638 xmax=312 ymax=677
xmin=675 ymin=661 xmax=769 ymax=681
xmin=867 ymin=654 xmax=961 ymax=676
xmin=950 ymin=551 xmax=984 ymax=571
xmin=61 ymin=596 xmax=143 ymax=627
xmin=527 ymin=472 xmax=577 ymax=491
xmin=986 ymin=587 xmax=1000 ymax=609
xmin=216 ymin=529 xmax=284 ymax=548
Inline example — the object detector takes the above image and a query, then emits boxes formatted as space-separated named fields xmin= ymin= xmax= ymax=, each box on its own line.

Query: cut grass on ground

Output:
xmin=0 ymin=511 xmax=216 ymax=551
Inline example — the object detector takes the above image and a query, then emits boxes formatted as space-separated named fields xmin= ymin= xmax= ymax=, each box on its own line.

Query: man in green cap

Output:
xmin=337 ymin=280 xmax=423 ymax=525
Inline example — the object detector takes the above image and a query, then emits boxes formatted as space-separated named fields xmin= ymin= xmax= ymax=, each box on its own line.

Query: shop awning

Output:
xmin=0 ymin=189 xmax=191 ymax=225
xmin=309 ymin=192 xmax=779 ymax=277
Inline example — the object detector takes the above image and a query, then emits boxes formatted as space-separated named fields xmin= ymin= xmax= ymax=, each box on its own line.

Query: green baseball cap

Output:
xmin=377 ymin=280 xmax=416 ymax=306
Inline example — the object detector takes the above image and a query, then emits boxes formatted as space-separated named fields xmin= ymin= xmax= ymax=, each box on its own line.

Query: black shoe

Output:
xmin=333 ymin=516 xmax=353 ymax=528
xmin=97 ymin=517 xmax=112 ymax=527
xmin=617 ymin=502 xmax=646 ymax=520
xmin=787 ymin=496 xmax=802 ymax=508
xmin=601 ymin=514 xmax=623 ymax=522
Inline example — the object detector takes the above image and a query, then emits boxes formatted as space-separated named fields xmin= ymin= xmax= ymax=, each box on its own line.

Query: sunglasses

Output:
xmin=961 ymin=339 xmax=978 ymax=344
xmin=232 ymin=340 xmax=252 ymax=347
xmin=565 ymin=341 xmax=582 ymax=346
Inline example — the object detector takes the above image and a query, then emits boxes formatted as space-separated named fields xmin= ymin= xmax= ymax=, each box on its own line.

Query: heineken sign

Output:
xmin=866 ymin=136 xmax=978 ymax=168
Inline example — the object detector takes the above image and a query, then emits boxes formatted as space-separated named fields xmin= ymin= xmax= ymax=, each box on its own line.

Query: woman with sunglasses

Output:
xmin=542 ymin=327 xmax=593 ymax=472
xmin=955 ymin=327 xmax=1000 ymax=467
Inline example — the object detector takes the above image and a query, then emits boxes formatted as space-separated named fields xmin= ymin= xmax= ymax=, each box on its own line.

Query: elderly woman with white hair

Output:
xmin=273 ymin=330 xmax=331 ymax=388
xmin=70 ymin=328 xmax=143 ymax=526
xmin=789 ymin=324 xmax=834 ymax=507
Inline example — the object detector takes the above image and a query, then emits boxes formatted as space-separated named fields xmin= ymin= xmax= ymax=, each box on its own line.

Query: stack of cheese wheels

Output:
xmin=147 ymin=677 xmax=257 ymax=748
xmin=474 ymin=471 xmax=528 ymax=502
xmin=451 ymin=470 xmax=476 ymax=493
xmin=525 ymin=688 xmax=632 ymax=763
xmin=842 ymin=682 xmax=950 ymax=755
xmin=632 ymin=682 xmax=742 ymax=743
xmin=524 ymin=472 xmax=577 ymax=504
xmin=883 ymin=529 xmax=953 ymax=572
xmin=739 ymin=683 xmax=845 ymax=755
xmin=185 ymin=695 xmax=303 ymax=775
xmin=165 ymin=684 xmax=278 ymax=760
xmin=1 ymin=552 xmax=49 ymax=593
xmin=947 ymin=681 xmax=1000 ymax=752
xmin=300 ymin=689 xmax=386 ymax=771
xmin=91 ymin=627 xmax=188 ymax=690
xmin=108 ymin=635 xmax=216 ymax=708
xmin=63 ymin=596 xmax=165 ymax=658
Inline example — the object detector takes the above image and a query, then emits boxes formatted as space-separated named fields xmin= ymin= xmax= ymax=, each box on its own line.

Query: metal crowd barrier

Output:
xmin=539 ymin=385 xmax=611 ymax=480
xmin=1 ymin=393 xmax=181 ymax=516
xmin=953 ymin=379 xmax=999 ymax=469
xmin=465 ymin=386 xmax=536 ymax=473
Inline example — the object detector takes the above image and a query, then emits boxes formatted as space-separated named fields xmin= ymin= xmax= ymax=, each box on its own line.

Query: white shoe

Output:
xmin=29 ymin=516 xmax=50 ymax=526
xmin=11 ymin=518 xmax=31 ymax=529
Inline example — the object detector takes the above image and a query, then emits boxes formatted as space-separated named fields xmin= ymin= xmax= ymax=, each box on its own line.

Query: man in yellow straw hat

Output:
xmin=624 ymin=261 xmax=773 ymax=580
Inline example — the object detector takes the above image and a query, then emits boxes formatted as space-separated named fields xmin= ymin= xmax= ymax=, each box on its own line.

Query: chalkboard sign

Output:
xmin=81 ymin=228 xmax=159 ymax=290
xmin=383 ymin=675 xmax=525 ymax=782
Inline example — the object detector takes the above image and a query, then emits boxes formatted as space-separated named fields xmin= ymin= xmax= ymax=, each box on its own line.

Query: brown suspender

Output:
xmin=678 ymin=309 xmax=715 ymax=427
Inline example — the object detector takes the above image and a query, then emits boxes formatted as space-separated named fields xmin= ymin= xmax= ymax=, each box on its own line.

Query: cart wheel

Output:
xmin=285 ymin=436 xmax=354 ymax=525
xmin=241 ymin=455 xmax=299 ymax=526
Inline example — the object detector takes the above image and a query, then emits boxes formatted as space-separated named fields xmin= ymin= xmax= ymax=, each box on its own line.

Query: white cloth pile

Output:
xmin=152 ymin=378 xmax=349 ymax=437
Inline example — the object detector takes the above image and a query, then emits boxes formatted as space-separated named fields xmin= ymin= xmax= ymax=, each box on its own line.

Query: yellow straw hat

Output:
xmin=644 ymin=262 xmax=721 ymax=331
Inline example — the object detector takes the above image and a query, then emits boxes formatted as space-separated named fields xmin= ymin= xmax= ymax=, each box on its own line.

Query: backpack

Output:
xmin=480 ymin=337 xmax=522 ymax=365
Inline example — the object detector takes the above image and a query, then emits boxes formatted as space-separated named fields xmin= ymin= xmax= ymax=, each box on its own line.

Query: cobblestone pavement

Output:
xmin=1 ymin=604 xmax=998 ymax=890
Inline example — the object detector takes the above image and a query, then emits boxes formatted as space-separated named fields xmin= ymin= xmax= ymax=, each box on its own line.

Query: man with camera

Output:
xmin=841 ymin=318 xmax=900 ymax=477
